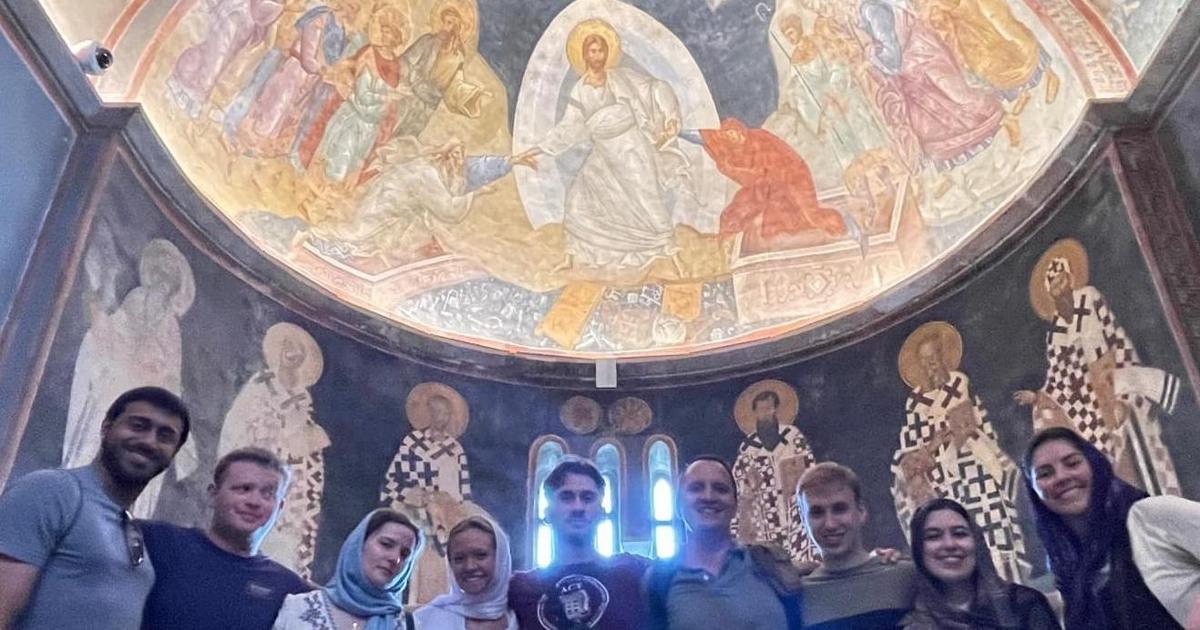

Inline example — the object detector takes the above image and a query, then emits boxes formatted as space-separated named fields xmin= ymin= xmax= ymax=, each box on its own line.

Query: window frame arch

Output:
xmin=643 ymin=435 xmax=680 ymax=560
xmin=527 ymin=435 xmax=569 ymax=568
xmin=589 ymin=439 xmax=626 ymax=557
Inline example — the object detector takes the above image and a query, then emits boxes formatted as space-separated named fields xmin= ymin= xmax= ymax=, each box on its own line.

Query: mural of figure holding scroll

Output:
xmin=217 ymin=322 xmax=328 ymax=579
xmin=731 ymin=379 xmax=816 ymax=564
xmin=892 ymin=321 xmax=1028 ymax=582
xmin=398 ymin=0 xmax=489 ymax=137
xmin=381 ymin=382 xmax=490 ymax=605
xmin=1013 ymin=238 xmax=1182 ymax=496
xmin=64 ymin=238 xmax=199 ymax=519
xmin=514 ymin=18 xmax=695 ymax=272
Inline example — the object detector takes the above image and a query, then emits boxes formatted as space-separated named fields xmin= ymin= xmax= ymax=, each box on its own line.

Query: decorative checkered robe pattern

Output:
xmin=1032 ymin=286 xmax=1181 ymax=496
xmin=890 ymin=371 xmax=1029 ymax=582
xmin=217 ymin=369 xmax=329 ymax=580
xmin=731 ymin=424 xmax=817 ymax=564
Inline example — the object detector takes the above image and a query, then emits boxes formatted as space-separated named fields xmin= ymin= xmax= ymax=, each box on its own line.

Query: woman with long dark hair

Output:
xmin=1023 ymin=426 xmax=1180 ymax=629
xmin=902 ymin=497 xmax=1058 ymax=630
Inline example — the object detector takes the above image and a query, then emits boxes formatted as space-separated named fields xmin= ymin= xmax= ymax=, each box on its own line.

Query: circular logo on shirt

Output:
xmin=536 ymin=574 xmax=610 ymax=629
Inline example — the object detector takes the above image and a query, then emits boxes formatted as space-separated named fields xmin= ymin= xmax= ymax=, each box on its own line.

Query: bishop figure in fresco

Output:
xmin=1014 ymin=238 xmax=1182 ymax=496
xmin=891 ymin=321 xmax=1028 ymax=582
xmin=217 ymin=322 xmax=328 ymax=579
xmin=731 ymin=380 xmax=816 ymax=564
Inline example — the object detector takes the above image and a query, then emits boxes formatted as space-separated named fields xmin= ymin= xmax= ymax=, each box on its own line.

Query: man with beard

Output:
xmin=141 ymin=447 xmax=310 ymax=630
xmin=509 ymin=458 xmax=650 ymax=629
xmin=798 ymin=462 xmax=916 ymax=630
xmin=645 ymin=457 xmax=808 ymax=629
xmin=0 ymin=387 xmax=189 ymax=629
xmin=731 ymin=389 xmax=816 ymax=564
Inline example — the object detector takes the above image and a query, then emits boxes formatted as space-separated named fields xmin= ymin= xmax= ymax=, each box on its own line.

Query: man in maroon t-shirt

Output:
xmin=509 ymin=458 xmax=650 ymax=629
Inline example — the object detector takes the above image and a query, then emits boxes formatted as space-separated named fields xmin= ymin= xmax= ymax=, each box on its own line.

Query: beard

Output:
xmin=99 ymin=440 xmax=169 ymax=488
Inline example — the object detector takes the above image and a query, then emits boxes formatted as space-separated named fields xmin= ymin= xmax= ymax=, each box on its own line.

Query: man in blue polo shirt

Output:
xmin=141 ymin=447 xmax=311 ymax=630
xmin=0 ymin=387 xmax=190 ymax=629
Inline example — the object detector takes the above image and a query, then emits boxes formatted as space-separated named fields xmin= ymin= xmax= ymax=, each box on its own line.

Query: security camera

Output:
xmin=71 ymin=40 xmax=113 ymax=76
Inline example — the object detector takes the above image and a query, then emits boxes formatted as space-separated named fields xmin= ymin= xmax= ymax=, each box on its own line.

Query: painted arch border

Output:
xmin=4 ymin=0 xmax=1200 ymax=391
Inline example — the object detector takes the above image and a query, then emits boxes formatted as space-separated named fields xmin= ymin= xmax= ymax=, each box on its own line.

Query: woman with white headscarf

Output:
xmin=414 ymin=516 xmax=517 ymax=630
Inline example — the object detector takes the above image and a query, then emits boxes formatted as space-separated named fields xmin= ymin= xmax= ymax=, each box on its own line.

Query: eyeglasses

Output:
xmin=121 ymin=511 xmax=145 ymax=568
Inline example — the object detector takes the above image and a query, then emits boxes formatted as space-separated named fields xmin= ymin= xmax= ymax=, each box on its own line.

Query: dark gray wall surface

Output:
xmin=0 ymin=30 xmax=73 ymax=327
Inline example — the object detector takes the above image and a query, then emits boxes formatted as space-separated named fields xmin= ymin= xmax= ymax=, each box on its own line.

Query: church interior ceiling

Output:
xmin=35 ymin=0 xmax=1192 ymax=358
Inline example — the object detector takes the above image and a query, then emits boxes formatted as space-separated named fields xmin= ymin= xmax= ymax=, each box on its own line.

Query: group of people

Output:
xmin=1 ymin=387 xmax=1198 ymax=630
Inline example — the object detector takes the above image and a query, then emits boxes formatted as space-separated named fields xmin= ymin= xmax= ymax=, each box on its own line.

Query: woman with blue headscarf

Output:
xmin=274 ymin=508 xmax=423 ymax=629
xmin=1023 ymin=427 xmax=1180 ymax=629
xmin=414 ymin=516 xmax=517 ymax=630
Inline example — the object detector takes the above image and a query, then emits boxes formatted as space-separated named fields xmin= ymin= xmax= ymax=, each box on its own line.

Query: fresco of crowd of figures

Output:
xmin=33 ymin=0 xmax=1190 ymax=357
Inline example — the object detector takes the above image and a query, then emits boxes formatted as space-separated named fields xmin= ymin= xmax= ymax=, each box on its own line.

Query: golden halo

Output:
xmin=733 ymin=379 xmax=799 ymax=436
xmin=429 ymin=0 xmax=478 ymax=49
xmin=405 ymin=382 xmax=470 ymax=438
xmin=262 ymin=323 xmax=324 ymax=388
xmin=1028 ymin=238 xmax=1089 ymax=322
xmin=897 ymin=321 xmax=964 ymax=390
xmin=566 ymin=18 xmax=621 ymax=75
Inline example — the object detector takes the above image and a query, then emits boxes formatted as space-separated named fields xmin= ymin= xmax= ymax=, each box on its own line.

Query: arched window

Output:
xmin=528 ymin=436 xmax=568 ymax=568
xmin=645 ymin=437 xmax=678 ymax=559
xmin=591 ymin=442 xmax=624 ymax=557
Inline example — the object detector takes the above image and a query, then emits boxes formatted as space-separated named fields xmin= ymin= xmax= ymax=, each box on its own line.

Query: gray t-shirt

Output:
xmin=665 ymin=547 xmax=789 ymax=629
xmin=0 ymin=465 xmax=155 ymax=629
xmin=802 ymin=555 xmax=916 ymax=629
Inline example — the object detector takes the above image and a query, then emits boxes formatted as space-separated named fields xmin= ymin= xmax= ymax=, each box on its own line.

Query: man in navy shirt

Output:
xmin=141 ymin=447 xmax=311 ymax=630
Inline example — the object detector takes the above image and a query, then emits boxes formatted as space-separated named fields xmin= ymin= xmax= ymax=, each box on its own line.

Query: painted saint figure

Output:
xmin=315 ymin=6 xmax=410 ymax=184
xmin=923 ymin=0 xmax=1060 ymax=114
xmin=1013 ymin=239 xmax=1182 ymax=496
xmin=858 ymin=0 xmax=1008 ymax=170
xmin=235 ymin=3 xmax=352 ymax=157
xmin=765 ymin=13 xmax=889 ymax=191
xmin=682 ymin=118 xmax=849 ymax=252
xmin=516 ymin=18 xmax=694 ymax=272
xmin=891 ymin=321 xmax=1028 ymax=582
xmin=305 ymin=139 xmax=528 ymax=266
xmin=216 ymin=322 xmax=328 ymax=579
xmin=397 ymin=1 xmax=488 ymax=137
xmin=380 ymin=382 xmax=476 ymax=605
xmin=64 ymin=238 xmax=199 ymax=519
xmin=166 ymin=0 xmax=286 ymax=119
xmin=730 ymin=380 xmax=817 ymax=564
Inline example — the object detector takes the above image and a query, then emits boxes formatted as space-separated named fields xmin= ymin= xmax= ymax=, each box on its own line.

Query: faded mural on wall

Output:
xmin=32 ymin=0 xmax=1192 ymax=358
xmin=217 ymin=322 xmax=329 ymax=580
xmin=8 ymin=144 xmax=1200 ymax=583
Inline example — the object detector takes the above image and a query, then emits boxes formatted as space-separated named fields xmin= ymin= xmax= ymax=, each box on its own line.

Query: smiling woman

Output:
xmin=414 ymin=517 xmax=518 ymax=630
xmin=1023 ymin=428 xmax=1181 ymax=630
xmin=903 ymin=498 xmax=1058 ymax=630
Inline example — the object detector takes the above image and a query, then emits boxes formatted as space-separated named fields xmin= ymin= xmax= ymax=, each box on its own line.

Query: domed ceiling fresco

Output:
xmin=38 ymin=0 xmax=1189 ymax=358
